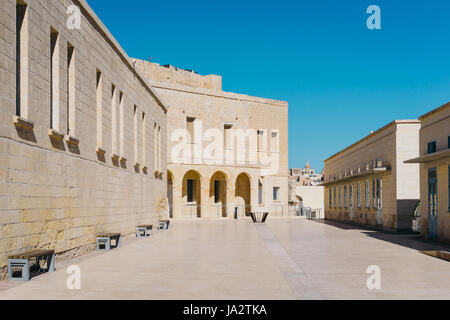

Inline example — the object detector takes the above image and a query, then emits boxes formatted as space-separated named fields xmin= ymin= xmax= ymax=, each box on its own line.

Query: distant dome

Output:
xmin=305 ymin=161 xmax=311 ymax=169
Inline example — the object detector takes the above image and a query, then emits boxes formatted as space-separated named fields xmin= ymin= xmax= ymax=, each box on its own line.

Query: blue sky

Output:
xmin=88 ymin=0 xmax=450 ymax=171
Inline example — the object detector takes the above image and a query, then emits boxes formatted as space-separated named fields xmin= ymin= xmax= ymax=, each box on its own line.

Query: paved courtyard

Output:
xmin=0 ymin=217 xmax=449 ymax=299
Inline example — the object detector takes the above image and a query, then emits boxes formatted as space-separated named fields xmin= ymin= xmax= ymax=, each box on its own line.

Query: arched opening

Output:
xmin=182 ymin=170 xmax=201 ymax=218
xmin=210 ymin=171 xmax=228 ymax=217
xmin=235 ymin=173 xmax=251 ymax=216
xmin=167 ymin=170 xmax=174 ymax=218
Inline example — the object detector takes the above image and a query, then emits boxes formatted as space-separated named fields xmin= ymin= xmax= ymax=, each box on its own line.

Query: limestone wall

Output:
xmin=0 ymin=0 xmax=167 ymax=278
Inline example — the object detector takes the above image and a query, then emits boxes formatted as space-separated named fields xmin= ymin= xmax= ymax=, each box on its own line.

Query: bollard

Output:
xmin=234 ymin=207 xmax=238 ymax=219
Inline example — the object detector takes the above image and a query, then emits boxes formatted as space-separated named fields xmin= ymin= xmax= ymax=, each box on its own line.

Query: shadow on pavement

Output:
xmin=313 ymin=219 xmax=450 ymax=252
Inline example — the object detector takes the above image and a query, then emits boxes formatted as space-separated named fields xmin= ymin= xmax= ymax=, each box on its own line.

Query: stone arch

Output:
xmin=182 ymin=169 xmax=202 ymax=218
xmin=210 ymin=171 xmax=228 ymax=217
xmin=235 ymin=172 xmax=251 ymax=216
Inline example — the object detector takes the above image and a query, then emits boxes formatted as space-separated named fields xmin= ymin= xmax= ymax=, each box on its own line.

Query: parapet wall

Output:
xmin=134 ymin=59 xmax=222 ymax=90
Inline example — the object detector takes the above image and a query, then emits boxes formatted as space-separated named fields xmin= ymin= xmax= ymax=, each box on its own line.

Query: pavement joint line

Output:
xmin=255 ymin=224 xmax=324 ymax=300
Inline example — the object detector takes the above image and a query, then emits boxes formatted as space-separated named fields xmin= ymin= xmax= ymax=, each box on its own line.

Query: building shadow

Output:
xmin=362 ymin=231 xmax=450 ymax=252
xmin=314 ymin=219 xmax=450 ymax=252
xmin=316 ymin=219 xmax=374 ymax=231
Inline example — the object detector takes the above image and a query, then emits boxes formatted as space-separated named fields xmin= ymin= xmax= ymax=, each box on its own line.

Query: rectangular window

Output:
xmin=273 ymin=187 xmax=279 ymax=201
xmin=133 ymin=105 xmax=138 ymax=164
xmin=67 ymin=43 xmax=75 ymax=136
xmin=338 ymin=186 xmax=342 ymax=208
xmin=153 ymin=123 xmax=158 ymax=172
xmin=96 ymin=69 xmax=102 ymax=149
xmin=349 ymin=184 xmax=353 ymax=209
xmin=365 ymin=180 xmax=370 ymax=208
xmin=257 ymin=130 xmax=265 ymax=152
xmin=187 ymin=117 xmax=195 ymax=162
xmin=448 ymin=165 xmax=450 ymax=211
xmin=376 ymin=158 xmax=382 ymax=168
xmin=16 ymin=1 xmax=28 ymax=117
xmin=224 ymin=124 xmax=232 ymax=151
xmin=329 ymin=188 xmax=332 ymax=208
xmin=357 ymin=182 xmax=361 ymax=208
xmin=158 ymin=125 xmax=161 ymax=172
xmin=50 ymin=28 xmax=60 ymax=130
xmin=141 ymin=112 xmax=146 ymax=167
xmin=186 ymin=117 xmax=195 ymax=143
xmin=428 ymin=141 xmax=436 ymax=154
xmin=334 ymin=186 xmax=336 ymax=208
xmin=376 ymin=178 xmax=383 ymax=209
xmin=214 ymin=180 xmax=220 ymax=203
xmin=344 ymin=185 xmax=347 ymax=208
xmin=271 ymin=130 xmax=279 ymax=153
xmin=187 ymin=179 xmax=195 ymax=203
xmin=111 ymin=84 xmax=117 ymax=154
xmin=372 ymin=179 xmax=376 ymax=208
xmin=119 ymin=92 xmax=124 ymax=156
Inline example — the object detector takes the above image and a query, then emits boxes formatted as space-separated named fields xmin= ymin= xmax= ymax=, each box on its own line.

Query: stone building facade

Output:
xmin=323 ymin=120 xmax=420 ymax=231
xmin=135 ymin=60 xmax=289 ymax=218
xmin=0 ymin=0 xmax=167 ymax=279
xmin=405 ymin=102 xmax=450 ymax=243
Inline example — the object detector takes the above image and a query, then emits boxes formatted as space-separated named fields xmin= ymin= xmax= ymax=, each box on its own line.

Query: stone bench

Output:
xmin=136 ymin=225 xmax=153 ymax=238
xmin=96 ymin=233 xmax=121 ymax=251
xmin=8 ymin=249 xmax=55 ymax=281
xmin=158 ymin=220 xmax=170 ymax=230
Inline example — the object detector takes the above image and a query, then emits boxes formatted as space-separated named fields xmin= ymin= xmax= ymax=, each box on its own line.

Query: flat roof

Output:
xmin=323 ymin=119 xmax=419 ymax=163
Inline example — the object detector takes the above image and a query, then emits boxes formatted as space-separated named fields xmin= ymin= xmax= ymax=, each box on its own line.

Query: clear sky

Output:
xmin=88 ymin=0 xmax=450 ymax=172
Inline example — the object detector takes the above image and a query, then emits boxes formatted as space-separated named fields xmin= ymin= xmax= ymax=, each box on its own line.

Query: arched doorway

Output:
xmin=235 ymin=173 xmax=251 ymax=216
xmin=167 ymin=170 xmax=174 ymax=218
xmin=210 ymin=171 xmax=228 ymax=217
xmin=182 ymin=170 xmax=202 ymax=218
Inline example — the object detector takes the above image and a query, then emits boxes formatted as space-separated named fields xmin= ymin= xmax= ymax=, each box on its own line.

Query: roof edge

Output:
xmin=75 ymin=0 xmax=168 ymax=113
xmin=419 ymin=102 xmax=450 ymax=120
xmin=323 ymin=119 xmax=420 ymax=163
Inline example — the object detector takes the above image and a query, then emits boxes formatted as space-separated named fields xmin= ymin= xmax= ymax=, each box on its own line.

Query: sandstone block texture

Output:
xmin=0 ymin=0 xmax=168 ymax=279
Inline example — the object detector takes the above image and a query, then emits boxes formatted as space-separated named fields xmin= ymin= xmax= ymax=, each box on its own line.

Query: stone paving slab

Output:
xmin=267 ymin=218 xmax=450 ymax=300
xmin=0 ymin=218 xmax=449 ymax=300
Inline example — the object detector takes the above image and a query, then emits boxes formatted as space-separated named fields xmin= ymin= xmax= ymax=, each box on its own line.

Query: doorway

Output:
xmin=376 ymin=177 xmax=383 ymax=227
xmin=428 ymin=167 xmax=437 ymax=239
